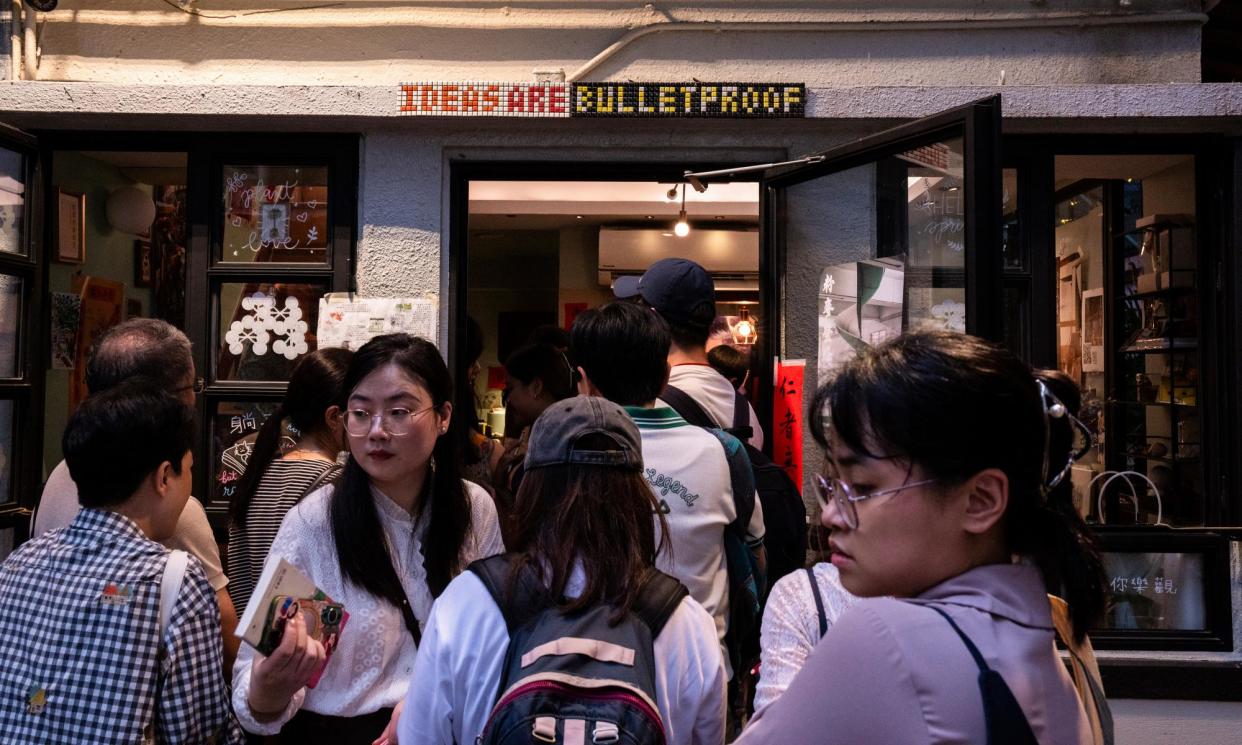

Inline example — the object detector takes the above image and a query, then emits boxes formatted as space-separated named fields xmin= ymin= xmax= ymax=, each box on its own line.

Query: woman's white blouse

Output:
xmin=231 ymin=480 xmax=504 ymax=735
xmin=753 ymin=562 xmax=857 ymax=713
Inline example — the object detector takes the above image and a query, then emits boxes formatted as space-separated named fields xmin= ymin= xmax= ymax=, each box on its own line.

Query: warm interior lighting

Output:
xmin=674 ymin=183 xmax=690 ymax=237
xmin=732 ymin=307 xmax=758 ymax=344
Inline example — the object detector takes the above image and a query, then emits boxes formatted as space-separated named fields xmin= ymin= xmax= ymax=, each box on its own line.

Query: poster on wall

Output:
xmin=772 ymin=360 xmax=805 ymax=493
xmin=50 ymin=292 xmax=82 ymax=370
xmin=69 ymin=277 xmax=124 ymax=413
xmin=817 ymin=258 xmax=905 ymax=386
xmin=1081 ymin=288 xmax=1105 ymax=373
xmin=317 ymin=295 xmax=438 ymax=351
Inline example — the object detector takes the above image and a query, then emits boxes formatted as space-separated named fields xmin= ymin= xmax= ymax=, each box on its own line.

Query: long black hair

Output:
xmin=809 ymin=329 xmax=1105 ymax=642
xmin=508 ymin=434 xmax=670 ymax=622
xmin=229 ymin=347 xmax=353 ymax=527
xmin=331 ymin=333 xmax=472 ymax=602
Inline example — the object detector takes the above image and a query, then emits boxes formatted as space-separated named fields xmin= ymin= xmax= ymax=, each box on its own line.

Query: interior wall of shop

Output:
xmin=18 ymin=2 xmax=1204 ymax=86
xmin=43 ymin=152 xmax=154 ymax=474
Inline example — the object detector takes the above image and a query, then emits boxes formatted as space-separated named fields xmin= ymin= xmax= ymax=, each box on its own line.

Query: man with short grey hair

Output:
xmin=33 ymin=318 xmax=240 ymax=674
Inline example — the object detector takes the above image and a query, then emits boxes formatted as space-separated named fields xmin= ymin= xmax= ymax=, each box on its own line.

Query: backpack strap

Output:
xmin=806 ymin=567 xmax=828 ymax=639
xmin=469 ymin=553 xmax=553 ymax=633
xmin=925 ymin=604 xmax=1040 ymax=745
xmin=706 ymin=429 xmax=756 ymax=533
xmin=631 ymin=571 xmax=690 ymax=640
xmin=660 ymin=385 xmax=715 ymax=430
xmin=730 ymin=390 xmax=754 ymax=442
xmin=159 ymin=549 xmax=190 ymax=647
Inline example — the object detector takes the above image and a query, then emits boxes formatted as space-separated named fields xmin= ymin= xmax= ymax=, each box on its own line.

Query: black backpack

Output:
xmin=660 ymin=385 xmax=808 ymax=590
xmin=659 ymin=385 xmax=808 ymax=673
xmin=469 ymin=554 xmax=688 ymax=745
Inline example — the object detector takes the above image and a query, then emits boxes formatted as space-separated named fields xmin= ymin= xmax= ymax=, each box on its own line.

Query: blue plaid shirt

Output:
xmin=0 ymin=508 xmax=243 ymax=744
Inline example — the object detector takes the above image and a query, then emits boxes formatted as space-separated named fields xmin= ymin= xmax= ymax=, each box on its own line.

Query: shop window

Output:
xmin=0 ymin=146 xmax=25 ymax=257
xmin=1052 ymin=155 xmax=1205 ymax=528
xmin=221 ymin=165 xmax=329 ymax=264
xmin=215 ymin=281 xmax=326 ymax=381
xmin=0 ymin=275 xmax=19 ymax=378
xmin=0 ymin=399 xmax=12 ymax=504
xmin=210 ymin=400 xmax=286 ymax=506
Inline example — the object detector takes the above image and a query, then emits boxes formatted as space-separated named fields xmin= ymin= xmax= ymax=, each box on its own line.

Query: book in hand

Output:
xmin=237 ymin=556 xmax=349 ymax=688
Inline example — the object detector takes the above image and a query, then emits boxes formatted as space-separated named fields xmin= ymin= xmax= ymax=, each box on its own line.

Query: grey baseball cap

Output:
xmin=524 ymin=395 xmax=643 ymax=472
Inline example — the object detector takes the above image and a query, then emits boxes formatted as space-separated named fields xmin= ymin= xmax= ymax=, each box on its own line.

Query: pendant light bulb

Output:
xmin=674 ymin=211 xmax=690 ymax=237
xmin=673 ymin=183 xmax=690 ymax=237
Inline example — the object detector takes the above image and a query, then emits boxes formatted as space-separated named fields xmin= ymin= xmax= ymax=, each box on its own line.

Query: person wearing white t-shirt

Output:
xmin=393 ymin=396 xmax=725 ymax=745
xmin=571 ymin=301 xmax=765 ymax=682
xmin=615 ymin=257 xmax=764 ymax=450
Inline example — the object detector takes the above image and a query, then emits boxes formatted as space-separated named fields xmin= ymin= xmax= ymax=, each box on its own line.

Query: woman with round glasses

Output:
xmin=737 ymin=330 xmax=1108 ymax=745
xmin=232 ymin=334 xmax=504 ymax=743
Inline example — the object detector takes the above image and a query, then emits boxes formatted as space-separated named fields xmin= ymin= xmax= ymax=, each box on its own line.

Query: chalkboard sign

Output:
xmin=211 ymin=401 xmax=297 ymax=506
xmin=222 ymin=165 xmax=329 ymax=264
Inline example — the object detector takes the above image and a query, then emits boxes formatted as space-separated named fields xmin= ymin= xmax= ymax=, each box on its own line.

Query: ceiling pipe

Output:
xmin=567 ymin=14 xmax=1209 ymax=82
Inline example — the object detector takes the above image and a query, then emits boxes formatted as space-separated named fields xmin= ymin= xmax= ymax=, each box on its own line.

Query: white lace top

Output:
xmin=753 ymin=563 xmax=858 ymax=714
xmin=231 ymin=480 xmax=504 ymax=735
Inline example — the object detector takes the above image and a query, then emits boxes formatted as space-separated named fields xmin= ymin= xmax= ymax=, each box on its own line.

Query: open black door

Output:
xmin=0 ymin=122 xmax=43 ymax=555
xmin=753 ymin=96 xmax=1003 ymax=495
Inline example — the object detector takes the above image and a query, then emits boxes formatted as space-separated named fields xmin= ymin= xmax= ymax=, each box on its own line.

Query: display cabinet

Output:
xmin=1106 ymin=214 xmax=1202 ymax=525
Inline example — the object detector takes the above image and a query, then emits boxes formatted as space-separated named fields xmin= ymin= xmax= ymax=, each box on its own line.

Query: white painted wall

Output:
xmin=15 ymin=1 xmax=1206 ymax=86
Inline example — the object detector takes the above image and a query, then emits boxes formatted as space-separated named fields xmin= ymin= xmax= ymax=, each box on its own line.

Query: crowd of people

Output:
xmin=0 ymin=256 xmax=1112 ymax=744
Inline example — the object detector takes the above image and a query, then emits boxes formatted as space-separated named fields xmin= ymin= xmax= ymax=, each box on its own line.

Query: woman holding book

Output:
xmin=232 ymin=334 xmax=505 ymax=743
xmin=226 ymin=346 xmax=352 ymax=612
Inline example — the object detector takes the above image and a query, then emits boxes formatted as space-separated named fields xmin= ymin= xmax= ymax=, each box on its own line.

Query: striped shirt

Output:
xmin=226 ymin=458 xmax=342 ymax=613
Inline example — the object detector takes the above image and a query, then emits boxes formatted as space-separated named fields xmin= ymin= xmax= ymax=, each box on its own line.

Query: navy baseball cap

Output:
xmin=636 ymin=258 xmax=716 ymax=327
xmin=612 ymin=275 xmax=641 ymax=299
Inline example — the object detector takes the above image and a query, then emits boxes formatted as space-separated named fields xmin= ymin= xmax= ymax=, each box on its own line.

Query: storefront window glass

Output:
xmin=1053 ymin=155 xmax=1202 ymax=527
xmin=0 ymin=146 xmax=24 ymax=257
xmin=215 ymin=281 xmax=326 ymax=381
xmin=1002 ymin=168 xmax=1021 ymax=271
xmin=0 ymin=275 xmax=20 ymax=378
xmin=222 ymin=165 xmax=329 ymax=263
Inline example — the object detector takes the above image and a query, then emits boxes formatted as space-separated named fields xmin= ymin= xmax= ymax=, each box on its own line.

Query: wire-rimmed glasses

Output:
xmin=344 ymin=405 xmax=437 ymax=437
xmin=813 ymin=473 xmax=938 ymax=529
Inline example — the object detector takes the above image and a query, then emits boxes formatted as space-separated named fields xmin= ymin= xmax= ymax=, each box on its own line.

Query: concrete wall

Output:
xmin=16 ymin=1 xmax=1205 ymax=86
xmin=1112 ymin=699 xmax=1242 ymax=745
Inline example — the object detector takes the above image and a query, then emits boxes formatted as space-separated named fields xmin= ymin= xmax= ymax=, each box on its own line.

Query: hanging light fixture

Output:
xmin=674 ymin=183 xmax=690 ymax=237
xmin=732 ymin=307 xmax=758 ymax=345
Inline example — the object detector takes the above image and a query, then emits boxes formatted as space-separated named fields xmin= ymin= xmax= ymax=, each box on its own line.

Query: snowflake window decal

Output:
xmin=224 ymin=292 xmax=310 ymax=361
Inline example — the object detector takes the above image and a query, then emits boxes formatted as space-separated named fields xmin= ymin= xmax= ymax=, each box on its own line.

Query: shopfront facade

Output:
xmin=1 ymin=2 xmax=1241 ymax=740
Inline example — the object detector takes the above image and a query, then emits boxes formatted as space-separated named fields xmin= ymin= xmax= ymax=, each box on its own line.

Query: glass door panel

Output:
xmin=760 ymin=96 xmax=1003 ymax=498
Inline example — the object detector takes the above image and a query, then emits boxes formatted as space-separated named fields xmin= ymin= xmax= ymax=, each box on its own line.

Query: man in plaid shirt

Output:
xmin=0 ymin=380 xmax=243 ymax=743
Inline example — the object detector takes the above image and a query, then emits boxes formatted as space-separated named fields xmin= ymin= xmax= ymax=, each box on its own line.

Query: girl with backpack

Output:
xmin=737 ymin=330 xmax=1111 ymax=745
xmin=232 ymin=334 xmax=505 ymax=743
xmin=391 ymin=396 xmax=726 ymax=745
xmin=227 ymin=347 xmax=353 ymax=613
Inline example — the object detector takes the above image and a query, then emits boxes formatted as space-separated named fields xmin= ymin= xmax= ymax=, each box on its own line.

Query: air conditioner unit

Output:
xmin=597 ymin=227 xmax=759 ymax=291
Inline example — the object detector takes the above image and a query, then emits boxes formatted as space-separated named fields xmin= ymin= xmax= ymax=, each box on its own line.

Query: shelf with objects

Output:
xmin=1105 ymin=214 xmax=1203 ymax=528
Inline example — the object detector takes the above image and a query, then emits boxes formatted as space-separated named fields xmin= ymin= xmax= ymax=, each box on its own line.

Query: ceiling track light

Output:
xmin=674 ymin=183 xmax=690 ymax=237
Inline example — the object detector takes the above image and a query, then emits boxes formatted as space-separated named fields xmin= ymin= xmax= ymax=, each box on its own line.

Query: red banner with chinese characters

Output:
xmin=773 ymin=359 xmax=805 ymax=493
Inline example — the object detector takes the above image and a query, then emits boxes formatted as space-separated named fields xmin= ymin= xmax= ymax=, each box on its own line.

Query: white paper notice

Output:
xmin=317 ymin=295 xmax=438 ymax=351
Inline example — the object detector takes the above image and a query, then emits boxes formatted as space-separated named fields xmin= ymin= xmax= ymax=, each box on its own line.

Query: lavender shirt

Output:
xmin=737 ymin=563 xmax=1093 ymax=745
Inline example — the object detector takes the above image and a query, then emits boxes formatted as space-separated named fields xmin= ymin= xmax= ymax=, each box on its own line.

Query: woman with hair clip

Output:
xmin=391 ymin=396 xmax=726 ymax=745
xmin=232 ymin=334 xmax=505 ymax=744
xmin=737 ymin=330 xmax=1111 ymax=745
xmin=227 ymin=347 xmax=353 ymax=612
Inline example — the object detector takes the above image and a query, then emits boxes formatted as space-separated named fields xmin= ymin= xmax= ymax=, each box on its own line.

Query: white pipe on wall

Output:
xmin=9 ymin=0 xmax=20 ymax=81
xmin=22 ymin=0 xmax=36 ymax=81
xmin=567 ymin=14 xmax=1210 ymax=81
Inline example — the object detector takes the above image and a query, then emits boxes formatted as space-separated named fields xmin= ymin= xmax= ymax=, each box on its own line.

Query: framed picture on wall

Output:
xmin=56 ymin=188 xmax=86 ymax=264
xmin=134 ymin=239 xmax=153 ymax=288
xmin=1090 ymin=530 xmax=1232 ymax=651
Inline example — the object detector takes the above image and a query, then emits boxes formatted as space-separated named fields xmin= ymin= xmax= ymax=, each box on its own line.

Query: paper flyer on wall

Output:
xmin=317 ymin=294 xmax=438 ymax=350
